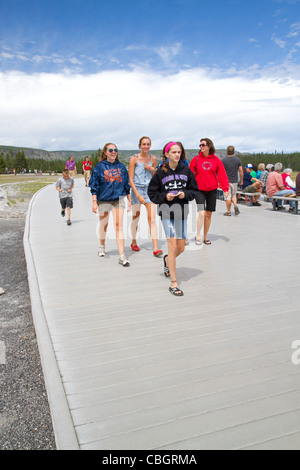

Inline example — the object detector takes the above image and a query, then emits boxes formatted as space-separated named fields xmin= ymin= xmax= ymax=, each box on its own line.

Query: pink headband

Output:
xmin=164 ymin=141 xmax=178 ymax=154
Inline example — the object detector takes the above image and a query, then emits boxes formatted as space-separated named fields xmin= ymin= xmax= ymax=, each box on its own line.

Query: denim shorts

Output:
xmin=161 ymin=217 xmax=187 ymax=239
xmin=131 ymin=186 xmax=152 ymax=205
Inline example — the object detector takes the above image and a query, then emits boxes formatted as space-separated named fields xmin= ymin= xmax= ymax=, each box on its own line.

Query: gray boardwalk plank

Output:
xmin=25 ymin=177 xmax=300 ymax=450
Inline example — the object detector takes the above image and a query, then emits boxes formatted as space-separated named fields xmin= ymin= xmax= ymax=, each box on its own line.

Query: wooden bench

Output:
xmin=220 ymin=189 xmax=300 ymax=214
xmin=267 ymin=195 xmax=300 ymax=215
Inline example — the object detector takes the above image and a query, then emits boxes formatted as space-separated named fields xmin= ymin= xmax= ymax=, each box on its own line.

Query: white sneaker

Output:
xmin=119 ymin=254 xmax=130 ymax=267
xmin=98 ymin=246 xmax=105 ymax=257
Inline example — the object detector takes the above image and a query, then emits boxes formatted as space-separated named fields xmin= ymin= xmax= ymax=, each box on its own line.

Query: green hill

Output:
xmin=0 ymin=145 xmax=231 ymax=164
xmin=0 ymin=145 xmax=96 ymax=162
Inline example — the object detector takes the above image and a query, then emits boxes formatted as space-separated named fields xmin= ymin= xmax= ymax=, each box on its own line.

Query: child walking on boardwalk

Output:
xmin=56 ymin=169 xmax=74 ymax=226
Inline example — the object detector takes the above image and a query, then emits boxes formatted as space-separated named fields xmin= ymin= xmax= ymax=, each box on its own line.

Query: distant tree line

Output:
xmin=238 ymin=152 xmax=300 ymax=171
xmin=1 ymin=148 xmax=300 ymax=174
xmin=0 ymin=149 xmax=103 ymax=174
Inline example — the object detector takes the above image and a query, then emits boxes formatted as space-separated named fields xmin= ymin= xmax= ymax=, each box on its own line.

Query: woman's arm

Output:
xmin=144 ymin=155 xmax=157 ymax=175
xmin=128 ymin=156 xmax=145 ymax=204
xmin=148 ymin=170 xmax=167 ymax=205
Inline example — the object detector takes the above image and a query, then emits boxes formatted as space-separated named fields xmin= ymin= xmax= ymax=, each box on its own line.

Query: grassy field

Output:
xmin=0 ymin=174 xmax=83 ymax=196
xmin=0 ymin=175 xmax=84 ymax=215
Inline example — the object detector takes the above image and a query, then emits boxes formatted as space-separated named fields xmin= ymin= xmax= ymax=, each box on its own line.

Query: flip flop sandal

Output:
xmin=169 ymin=286 xmax=184 ymax=296
xmin=163 ymin=254 xmax=170 ymax=277
xmin=203 ymin=240 xmax=212 ymax=245
xmin=195 ymin=237 xmax=202 ymax=245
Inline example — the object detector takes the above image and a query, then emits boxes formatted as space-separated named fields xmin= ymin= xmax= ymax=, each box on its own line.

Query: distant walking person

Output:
xmin=56 ymin=169 xmax=74 ymax=226
xmin=89 ymin=143 xmax=131 ymax=266
xmin=65 ymin=156 xmax=77 ymax=178
xmin=148 ymin=142 xmax=199 ymax=296
xmin=189 ymin=138 xmax=229 ymax=245
xmin=82 ymin=156 xmax=92 ymax=187
xmin=222 ymin=145 xmax=243 ymax=216
xmin=129 ymin=136 xmax=162 ymax=257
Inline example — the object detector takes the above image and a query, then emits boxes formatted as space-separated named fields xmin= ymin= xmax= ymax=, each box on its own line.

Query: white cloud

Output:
xmin=0 ymin=67 xmax=300 ymax=153
xmin=154 ymin=43 xmax=182 ymax=64
xmin=288 ymin=22 xmax=300 ymax=37
xmin=272 ymin=36 xmax=287 ymax=48
xmin=1 ymin=52 xmax=14 ymax=59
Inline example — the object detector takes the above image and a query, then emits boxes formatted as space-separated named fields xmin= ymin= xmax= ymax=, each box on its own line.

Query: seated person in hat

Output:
xmin=241 ymin=164 xmax=264 ymax=206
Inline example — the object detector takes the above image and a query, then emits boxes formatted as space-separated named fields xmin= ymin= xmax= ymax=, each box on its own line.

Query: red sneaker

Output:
xmin=131 ymin=244 xmax=140 ymax=252
xmin=153 ymin=249 xmax=163 ymax=257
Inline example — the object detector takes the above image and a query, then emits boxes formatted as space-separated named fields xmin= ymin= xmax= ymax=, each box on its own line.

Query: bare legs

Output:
xmin=226 ymin=195 xmax=237 ymax=213
xmin=165 ymin=238 xmax=185 ymax=286
xmin=196 ymin=210 xmax=212 ymax=243
xmin=99 ymin=207 xmax=125 ymax=256
xmin=131 ymin=203 xmax=159 ymax=251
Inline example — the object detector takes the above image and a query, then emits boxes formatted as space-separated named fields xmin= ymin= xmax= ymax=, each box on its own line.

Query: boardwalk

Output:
xmin=24 ymin=177 xmax=300 ymax=450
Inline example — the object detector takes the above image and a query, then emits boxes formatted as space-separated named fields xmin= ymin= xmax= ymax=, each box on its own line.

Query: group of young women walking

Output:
xmin=89 ymin=137 xmax=229 ymax=296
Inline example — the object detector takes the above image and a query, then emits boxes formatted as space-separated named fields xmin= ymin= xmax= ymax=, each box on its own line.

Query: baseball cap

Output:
xmin=246 ymin=164 xmax=253 ymax=169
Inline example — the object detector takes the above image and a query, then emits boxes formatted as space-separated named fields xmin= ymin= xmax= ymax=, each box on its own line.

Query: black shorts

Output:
xmin=195 ymin=189 xmax=218 ymax=212
xmin=60 ymin=197 xmax=73 ymax=209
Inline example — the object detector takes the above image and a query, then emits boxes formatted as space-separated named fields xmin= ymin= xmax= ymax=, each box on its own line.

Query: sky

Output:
xmin=0 ymin=0 xmax=300 ymax=153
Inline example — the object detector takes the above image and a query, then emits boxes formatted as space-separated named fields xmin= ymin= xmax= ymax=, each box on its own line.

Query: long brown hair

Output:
xmin=200 ymin=138 xmax=215 ymax=155
xmin=100 ymin=143 xmax=119 ymax=161
xmin=161 ymin=142 xmax=171 ymax=173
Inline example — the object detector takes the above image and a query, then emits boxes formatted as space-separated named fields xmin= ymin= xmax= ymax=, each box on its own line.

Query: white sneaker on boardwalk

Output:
xmin=98 ymin=246 xmax=105 ymax=257
xmin=119 ymin=254 xmax=130 ymax=267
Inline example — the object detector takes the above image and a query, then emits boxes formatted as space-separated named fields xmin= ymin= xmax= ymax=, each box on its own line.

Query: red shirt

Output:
xmin=281 ymin=173 xmax=293 ymax=190
xmin=83 ymin=160 xmax=92 ymax=171
xmin=189 ymin=153 xmax=229 ymax=192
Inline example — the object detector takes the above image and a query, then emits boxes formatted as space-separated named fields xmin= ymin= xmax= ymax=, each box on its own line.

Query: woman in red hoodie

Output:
xmin=190 ymin=138 xmax=229 ymax=245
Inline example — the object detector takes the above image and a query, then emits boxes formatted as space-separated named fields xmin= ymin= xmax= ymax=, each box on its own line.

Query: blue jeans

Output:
xmin=274 ymin=190 xmax=295 ymax=208
xmin=161 ymin=218 xmax=187 ymax=239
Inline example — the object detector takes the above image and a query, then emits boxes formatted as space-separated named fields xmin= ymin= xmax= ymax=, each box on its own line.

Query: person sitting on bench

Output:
xmin=242 ymin=164 xmax=263 ymax=206
xmin=266 ymin=162 xmax=295 ymax=211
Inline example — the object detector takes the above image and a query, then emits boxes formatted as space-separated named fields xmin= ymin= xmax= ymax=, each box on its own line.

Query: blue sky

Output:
xmin=1 ymin=0 xmax=300 ymax=152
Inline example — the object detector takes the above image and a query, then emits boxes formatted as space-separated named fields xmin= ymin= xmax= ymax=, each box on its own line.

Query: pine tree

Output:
xmin=0 ymin=152 xmax=6 ymax=172
xmin=14 ymin=150 xmax=28 ymax=173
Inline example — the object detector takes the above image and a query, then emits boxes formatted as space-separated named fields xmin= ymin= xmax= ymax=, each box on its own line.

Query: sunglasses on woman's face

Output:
xmin=107 ymin=148 xmax=118 ymax=153
xmin=200 ymin=143 xmax=208 ymax=147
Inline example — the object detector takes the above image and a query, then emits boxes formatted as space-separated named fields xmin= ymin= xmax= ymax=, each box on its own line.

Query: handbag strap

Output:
xmin=194 ymin=155 xmax=199 ymax=176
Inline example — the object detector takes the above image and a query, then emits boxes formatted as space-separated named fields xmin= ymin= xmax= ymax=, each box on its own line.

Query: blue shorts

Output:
xmin=161 ymin=218 xmax=187 ymax=239
xmin=131 ymin=186 xmax=151 ymax=205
